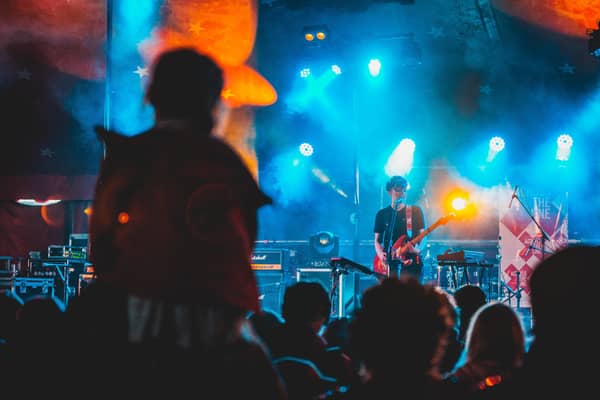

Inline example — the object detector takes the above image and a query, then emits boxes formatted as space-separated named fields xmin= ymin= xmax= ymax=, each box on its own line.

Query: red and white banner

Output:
xmin=499 ymin=186 xmax=568 ymax=307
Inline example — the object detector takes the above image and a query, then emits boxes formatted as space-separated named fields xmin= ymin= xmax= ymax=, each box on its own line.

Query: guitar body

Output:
xmin=372 ymin=213 xmax=455 ymax=278
xmin=373 ymin=234 xmax=421 ymax=277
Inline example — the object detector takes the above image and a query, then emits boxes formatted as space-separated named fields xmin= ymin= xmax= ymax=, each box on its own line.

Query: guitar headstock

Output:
xmin=439 ymin=213 xmax=456 ymax=225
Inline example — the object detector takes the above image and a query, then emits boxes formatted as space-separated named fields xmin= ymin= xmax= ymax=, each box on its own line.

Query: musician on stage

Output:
xmin=373 ymin=175 xmax=426 ymax=281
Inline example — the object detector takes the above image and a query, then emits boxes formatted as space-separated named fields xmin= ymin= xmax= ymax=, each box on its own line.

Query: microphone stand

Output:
xmin=385 ymin=201 xmax=401 ymax=277
xmin=512 ymin=190 xmax=552 ymax=262
xmin=510 ymin=189 xmax=552 ymax=310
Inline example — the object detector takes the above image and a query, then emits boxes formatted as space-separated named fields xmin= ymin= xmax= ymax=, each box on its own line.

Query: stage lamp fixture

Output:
xmin=489 ymin=136 xmax=505 ymax=152
xmin=556 ymin=133 xmax=573 ymax=161
xmin=299 ymin=68 xmax=311 ymax=78
xmin=303 ymin=25 xmax=328 ymax=43
xmin=368 ymin=59 xmax=381 ymax=77
xmin=299 ymin=142 xmax=314 ymax=157
xmin=309 ymin=231 xmax=339 ymax=261
xmin=588 ymin=21 xmax=600 ymax=58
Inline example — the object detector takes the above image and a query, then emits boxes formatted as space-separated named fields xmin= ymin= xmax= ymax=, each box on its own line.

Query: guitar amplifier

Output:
xmin=251 ymin=249 xmax=287 ymax=271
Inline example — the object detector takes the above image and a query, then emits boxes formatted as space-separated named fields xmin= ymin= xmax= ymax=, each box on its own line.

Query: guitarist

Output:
xmin=373 ymin=175 xmax=426 ymax=280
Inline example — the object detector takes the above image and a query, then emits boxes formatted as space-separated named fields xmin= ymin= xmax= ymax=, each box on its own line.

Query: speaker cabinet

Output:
xmin=254 ymin=270 xmax=284 ymax=314
xmin=295 ymin=268 xmax=371 ymax=318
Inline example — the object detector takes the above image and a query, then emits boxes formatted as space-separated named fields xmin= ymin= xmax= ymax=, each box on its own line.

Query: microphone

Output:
xmin=508 ymin=185 xmax=518 ymax=208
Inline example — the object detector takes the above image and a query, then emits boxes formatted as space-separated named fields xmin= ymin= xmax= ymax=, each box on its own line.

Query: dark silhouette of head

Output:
xmin=453 ymin=284 xmax=487 ymax=341
xmin=282 ymin=281 xmax=331 ymax=328
xmin=464 ymin=302 xmax=525 ymax=369
xmin=145 ymin=47 xmax=224 ymax=123
xmin=349 ymin=276 xmax=454 ymax=379
xmin=529 ymin=245 xmax=600 ymax=342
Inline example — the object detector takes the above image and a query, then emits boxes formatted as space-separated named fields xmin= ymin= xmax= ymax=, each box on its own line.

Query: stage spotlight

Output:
xmin=309 ymin=231 xmax=339 ymax=263
xmin=486 ymin=136 xmax=505 ymax=162
xmin=385 ymin=138 xmax=415 ymax=177
xmin=299 ymin=142 xmax=314 ymax=157
xmin=299 ymin=68 xmax=311 ymax=78
xmin=303 ymin=25 xmax=329 ymax=44
xmin=557 ymin=134 xmax=573 ymax=149
xmin=489 ymin=136 xmax=505 ymax=152
xmin=451 ymin=197 xmax=467 ymax=211
xmin=331 ymin=64 xmax=342 ymax=75
xmin=444 ymin=189 xmax=477 ymax=218
xmin=556 ymin=133 xmax=573 ymax=161
xmin=368 ymin=59 xmax=381 ymax=77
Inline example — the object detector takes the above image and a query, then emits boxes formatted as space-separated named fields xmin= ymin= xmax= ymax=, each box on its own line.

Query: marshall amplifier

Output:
xmin=251 ymin=249 xmax=285 ymax=271
xmin=252 ymin=249 xmax=290 ymax=313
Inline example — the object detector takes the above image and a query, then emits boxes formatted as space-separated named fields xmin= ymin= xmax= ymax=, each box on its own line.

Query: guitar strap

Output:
xmin=406 ymin=205 xmax=413 ymax=238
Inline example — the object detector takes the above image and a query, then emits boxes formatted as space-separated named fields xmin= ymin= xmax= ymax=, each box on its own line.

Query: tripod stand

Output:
xmin=500 ymin=270 xmax=523 ymax=309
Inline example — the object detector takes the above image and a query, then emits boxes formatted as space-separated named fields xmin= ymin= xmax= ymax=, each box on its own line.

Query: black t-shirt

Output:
xmin=373 ymin=205 xmax=425 ymax=252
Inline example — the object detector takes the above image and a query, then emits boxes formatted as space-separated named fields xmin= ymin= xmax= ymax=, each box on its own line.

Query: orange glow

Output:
xmin=222 ymin=64 xmax=277 ymax=107
xmin=484 ymin=375 xmax=503 ymax=387
xmin=40 ymin=204 xmax=64 ymax=227
xmin=139 ymin=0 xmax=277 ymax=108
xmin=443 ymin=188 xmax=478 ymax=219
xmin=305 ymin=33 xmax=315 ymax=41
xmin=316 ymin=31 xmax=326 ymax=40
xmin=494 ymin=0 xmax=600 ymax=37
xmin=84 ymin=207 xmax=92 ymax=216
xmin=117 ymin=212 xmax=130 ymax=224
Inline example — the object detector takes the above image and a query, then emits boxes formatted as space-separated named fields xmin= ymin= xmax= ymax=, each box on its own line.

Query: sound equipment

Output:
xmin=251 ymin=249 xmax=286 ymax=271
xmin=295 ymin=265 xmax=371 ymax=318
xmin=436 ymin=249 xmax=496 ymax=296
xmin=47 ymin=245 xmax=87 ymax=261
xmin=254 ymin=270 xmax=284 ymax=313
xmin=436 ymin=249 xmax=486 ymax=264
xmin=11 ymin=277 xmax=55 ymax=303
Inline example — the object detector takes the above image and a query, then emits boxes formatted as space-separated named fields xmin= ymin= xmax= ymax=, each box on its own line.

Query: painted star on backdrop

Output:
xmin=221 ymin=88 xmax=235 ymax=99
xmin=558 ymin=63 xmax=575 ymax=74
xmin=17 ymin=68 xmax=32 ymax=80
xmin=133 ymin=65 xmax=149 ymax=78
xmin=189 ymin=22 xmax=204 ymax=35
xmin=428 ymin=26 xmax=445 ymax=38
xmin=40 ymin=147 xmax=55 ymax=158
xmin=480 ymin=84 xmax=492 ymax=95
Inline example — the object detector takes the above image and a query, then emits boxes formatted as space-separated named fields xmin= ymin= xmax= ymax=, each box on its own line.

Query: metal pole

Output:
xmin=103 ymin=0 xmax=114 ymax=157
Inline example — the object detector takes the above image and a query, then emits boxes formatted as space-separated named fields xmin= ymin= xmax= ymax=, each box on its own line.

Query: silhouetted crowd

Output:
xmin=1 ymin=48 xmax=598 ymax=400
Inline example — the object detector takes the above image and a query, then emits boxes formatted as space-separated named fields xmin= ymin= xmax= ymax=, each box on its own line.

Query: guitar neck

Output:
xmin=409 ymin=219 xmax=444 ymax=246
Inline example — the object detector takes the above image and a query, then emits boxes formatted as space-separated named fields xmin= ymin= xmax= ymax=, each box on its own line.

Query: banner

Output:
xmin=499 ymin=186 xmax=568 ymax=307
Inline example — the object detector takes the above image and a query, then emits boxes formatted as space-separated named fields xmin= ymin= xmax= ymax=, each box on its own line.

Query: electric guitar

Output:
xmin=373 ymin=213 xmax=455 ymax=276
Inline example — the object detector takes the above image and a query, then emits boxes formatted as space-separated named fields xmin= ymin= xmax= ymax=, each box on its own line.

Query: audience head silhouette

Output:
xmin=453 ymin=284 xmax=487 ymax=343
xmin=349 ymin=276 xmax=454 ymax=380
xmin=529 ymin=245 xmax=600 ymax=345
xmin=145 ymin=47 xmax=223 ymax=125
xmin=282 ymin=281 xmax=331 ymax=329
xmin=464 ymin=301 xmax=525 ymax=370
